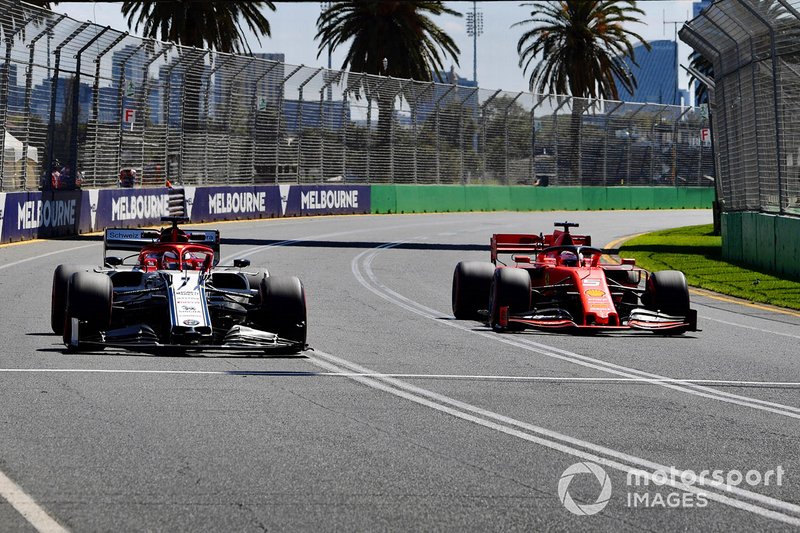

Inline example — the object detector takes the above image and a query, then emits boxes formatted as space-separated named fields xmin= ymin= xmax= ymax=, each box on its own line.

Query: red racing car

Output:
xmin=452 ymin=222 xmax=697 ymax=334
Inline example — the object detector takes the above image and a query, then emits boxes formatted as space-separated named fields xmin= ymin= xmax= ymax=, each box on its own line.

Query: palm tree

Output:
xmin=514 ymin=1 xmax=648 ymax=183
xmin=315 ymin=1 xmax=461 ymax=81
xmin=316 ymin=0 xmax=461 ymax=170
xmin=515 ymin=0 xmax=649 ymax=99
xmin=121 ymin=1 xmax=276 ymax=54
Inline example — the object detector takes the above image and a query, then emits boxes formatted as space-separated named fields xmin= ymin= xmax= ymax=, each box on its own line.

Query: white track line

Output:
xmin=700 ymin=315 xmax=800 ymax=340
xmin=0 ymin=244 xmax=97 ymax=271
xmin=306 ymin=349 xmax=800 ymax=526
xmin=3 ymin=368 xmax=800 ymax=388
xmin=0 ymin=471 xmax=68 ymax=532
xmin=353 ymin=242 xmax=800 ymax=419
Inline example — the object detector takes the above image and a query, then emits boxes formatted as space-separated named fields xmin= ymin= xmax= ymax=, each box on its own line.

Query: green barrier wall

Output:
xmin=722 ymin=211 xmax=800 ymax=279
xmin=371 ymin=185 xmax=715 ymax=214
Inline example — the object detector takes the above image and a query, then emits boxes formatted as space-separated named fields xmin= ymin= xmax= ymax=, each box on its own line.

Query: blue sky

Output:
xmin=52 ymin=1 xmax=697 ymax=95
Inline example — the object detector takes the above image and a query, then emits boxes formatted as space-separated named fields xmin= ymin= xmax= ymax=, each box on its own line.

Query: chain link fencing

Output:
xmin=0 ymin=0 xmax=713 ymax=192
xmin=681 ymin=0 xmax=800 ymax=215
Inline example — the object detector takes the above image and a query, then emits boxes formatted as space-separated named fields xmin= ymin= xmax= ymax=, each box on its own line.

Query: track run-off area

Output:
xmin=1 ymin=210 xmax=799 ymax=531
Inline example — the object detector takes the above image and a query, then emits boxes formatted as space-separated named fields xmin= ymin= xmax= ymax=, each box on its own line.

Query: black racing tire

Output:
xmin=51 ymin=264 xmax=91 ymax=334
xmin=489 ymin=268 xmax=532 ymax=331
xmin=452 ymin=261 xmax=496 ymax=319
xmin=644 ymin=270 xmax=690 ymax=317
xmin=63 ymin=271 xmax=113 ymax=349
xmin=258 ymin=276 xmax=307 ymax=351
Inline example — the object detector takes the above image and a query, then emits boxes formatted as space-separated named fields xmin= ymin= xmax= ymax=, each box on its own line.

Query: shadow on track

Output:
xmin=224 ymin=238 xmax=488 ymax=252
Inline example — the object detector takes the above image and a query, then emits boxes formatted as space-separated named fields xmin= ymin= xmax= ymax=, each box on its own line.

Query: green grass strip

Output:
xmin=619 ymin=224 xmax=800 ymax=311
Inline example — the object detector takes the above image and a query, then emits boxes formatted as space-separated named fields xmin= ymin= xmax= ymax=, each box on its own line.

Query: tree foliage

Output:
xmin=121 ymin=1 xmax=275 ymax=54
xmin=515 ymin=1 xmax=649 ymax=99
xmin=315 ymin=1 xmax=461 ymax=82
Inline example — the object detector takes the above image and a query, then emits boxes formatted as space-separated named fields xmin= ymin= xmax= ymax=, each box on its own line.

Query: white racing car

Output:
xmin=51 ymin=217 xmax=307 ymax=354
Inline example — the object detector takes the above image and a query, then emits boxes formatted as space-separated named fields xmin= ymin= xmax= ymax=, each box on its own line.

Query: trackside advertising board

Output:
xmin=0 ymin=184 xmax=372 ymax=243
xmin=0 ymin=190 xmax=91 ymax=242
xmin=279 ymin=185 xmax=371 ymax=216
xmin=188 ymin=186 xmax=281 ymax=222
xmin=93 ymin=188 xmax=176 ymax=229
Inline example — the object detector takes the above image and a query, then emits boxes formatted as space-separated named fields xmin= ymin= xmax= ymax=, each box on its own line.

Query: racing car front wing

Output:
xmin=497 ymin=306 xmax=698 ymax=333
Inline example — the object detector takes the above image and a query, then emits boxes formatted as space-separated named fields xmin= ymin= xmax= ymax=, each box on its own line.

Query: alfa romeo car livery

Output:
xmin=51 ymin=217 xmax=307 ymax=354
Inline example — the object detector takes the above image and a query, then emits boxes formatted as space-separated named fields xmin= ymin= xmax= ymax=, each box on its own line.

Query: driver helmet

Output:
xmin=560 ymin=250 xmax=579 ymax=267
xmin=161 ymin=251 xmax=180 ymax=270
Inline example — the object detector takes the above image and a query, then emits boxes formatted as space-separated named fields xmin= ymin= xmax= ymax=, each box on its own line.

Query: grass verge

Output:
xmin=619 ymin=224 xmax=800 ymax=311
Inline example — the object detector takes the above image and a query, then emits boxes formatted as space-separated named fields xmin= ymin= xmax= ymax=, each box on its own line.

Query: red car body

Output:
xmin=453 ymin=222 xmax=697 ymax=334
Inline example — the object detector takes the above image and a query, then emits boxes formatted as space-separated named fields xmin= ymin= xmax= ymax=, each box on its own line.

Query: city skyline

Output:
xmin=51 ymin=1 xmax=700 ymax=99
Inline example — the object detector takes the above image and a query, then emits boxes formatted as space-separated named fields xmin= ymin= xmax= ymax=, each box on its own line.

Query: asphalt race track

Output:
xmin=1 ymin=210 xmax=799 ymax=532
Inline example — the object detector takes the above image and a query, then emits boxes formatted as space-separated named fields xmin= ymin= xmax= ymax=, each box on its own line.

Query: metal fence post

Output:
xmin=458 ymin=87 xmax=479 ymax=183
xmin=136 ymin=41 xmax=169 ymax=185
xmin=246 ymin=59 xmax=278 ymax=183
xmin=296 ymin=67 xmax=322 ymax=183
xmin=529 ymin=94 xmax=543 ymax=185
xmin=0 ymin=13 xmax=38 ymax=189
xmin=318 ymin=69 xmax=343 ymax=183
xmin=479 ymin=89 xmax=501 ymax=183
xmin=602 ymin=101 xmax=623 ymax=186
xmin=412 ymin=82 xmax=434 ymax=184
xmin=88 ymin=30 xmax=126 ymax=186
xmin=201 ymin=53 xmax=234 ymax=183
xmin=20 ymin=14 xmax=66 ymax=189
xmin=364 ymin=75 xmax=389 ymax=183
xmin=550 ymin=97 xmax=570 ymax=184
xmin=390 ymin=80 xmax=409 ymax=183
xmin=503 ymin=92 xmax=523 ymax=185
xmin=274 ymin=64 xmax=302 ymax=183
xmin=648 ymin=106 xmax=668 ymax=185
xmin=177 ymin=49 xmax=208 ymax=184
xmin=220 ymin=56 xmax=255 ymax=184
xmin=45 ymin=21 xmax=90 ymax=183
xmin=625 ymin=104 xmax=646 ymax=185
xmin=671 ymin=106 xmax=692 ymax=185
xmin=69 ymin=26 xmax=111 ymax=180
xmin=434 ymin=84 xmax=455 ymax=184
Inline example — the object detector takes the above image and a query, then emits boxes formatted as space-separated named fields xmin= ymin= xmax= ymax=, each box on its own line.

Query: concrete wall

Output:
xmin=722 ymin=211 xmax=800 ymax=278
xmin=371 ymin=185 xmax=714 ymax=214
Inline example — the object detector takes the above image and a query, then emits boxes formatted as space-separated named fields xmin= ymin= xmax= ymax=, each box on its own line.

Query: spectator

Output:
xmin=119 ymin=168 xmax=137 ymax=188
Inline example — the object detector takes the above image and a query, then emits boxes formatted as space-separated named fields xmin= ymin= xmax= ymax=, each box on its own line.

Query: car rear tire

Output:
xmin=63 ymin=271 xmax=113 ymax=349
xmin=51 ymin=264 xmax=91 ymax=334
xmin=452 ymin=261 xmax=496 ymax=319
xmin=258 ymin=276 xmax=307 ymax=352
xmin=490 ymin=268 xmax=532 ymax=331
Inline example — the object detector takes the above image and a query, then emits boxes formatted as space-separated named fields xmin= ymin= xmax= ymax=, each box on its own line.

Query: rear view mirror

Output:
xmin=233 ymin=259 xmax=251 ymax=268
xmin=513 ymin=255 xmax=532 ymax=264
xmin=105 ymin=256 xmax=123 ymax=267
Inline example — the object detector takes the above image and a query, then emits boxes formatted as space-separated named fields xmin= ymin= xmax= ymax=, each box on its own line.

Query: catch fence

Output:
xmin=0 ymin=0 xmax=713 ymax=192
xmin=681 ymin=0 xmax=800 ymax=215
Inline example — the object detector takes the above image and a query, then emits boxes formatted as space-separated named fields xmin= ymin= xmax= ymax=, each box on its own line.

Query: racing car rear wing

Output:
xmin=104 ymin=227 xmax=221 ymax=265
xmin=490 ymin=234 xmax=545 ymax=263
xmin=490 ymin=232 xmax=594 ymax=263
